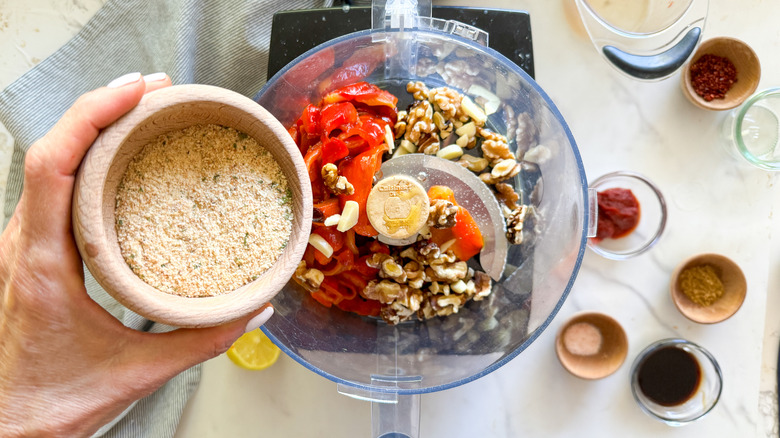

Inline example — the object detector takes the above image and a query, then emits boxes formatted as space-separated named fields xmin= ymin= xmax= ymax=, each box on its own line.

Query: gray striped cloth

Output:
xmin=0 ymin=0 xmax=332 ymax=436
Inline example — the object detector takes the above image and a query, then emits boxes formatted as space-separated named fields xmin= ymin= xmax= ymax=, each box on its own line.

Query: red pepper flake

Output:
xmin=690 ymin=54 xmax=738 ymax=101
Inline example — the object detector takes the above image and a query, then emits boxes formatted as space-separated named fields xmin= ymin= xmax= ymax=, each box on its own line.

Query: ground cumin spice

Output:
xmin=690 ymin=54 xmax=738 ymax=102
xmin=678 ymin=264 xmax=725 ymax=306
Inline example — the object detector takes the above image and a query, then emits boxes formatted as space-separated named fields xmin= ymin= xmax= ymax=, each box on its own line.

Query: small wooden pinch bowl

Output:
xmin=681 ymin=36 xmax=761 ymax=111
xmin=555 ymin=312 xmax=628 ymax=380
xmin=72 ymin=84 xmax=312 ymax=328
xmin=670 ymin=253 xmax=747 ymax=324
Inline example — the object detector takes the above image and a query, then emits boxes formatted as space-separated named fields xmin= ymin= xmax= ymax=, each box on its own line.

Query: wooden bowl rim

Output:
xmin=72 ymin=84 xmax=312 ymax=328
xmin=680 ymin=36 xmax=761 ymax=111
xmin=669 ymin=253 xmax=747 ymax=324
xmin=555 ymin=311 xmax=629 ymax=380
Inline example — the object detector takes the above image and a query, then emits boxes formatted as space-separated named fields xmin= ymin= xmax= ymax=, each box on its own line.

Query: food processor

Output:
xmin=254 ymin=1 xmax=594 ymax=436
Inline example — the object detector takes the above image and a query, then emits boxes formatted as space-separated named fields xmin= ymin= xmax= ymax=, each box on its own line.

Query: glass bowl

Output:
xmin=587 ymin=171 xmax=667 ymax=260
xmin=630 ymin=339 xmax=723 ymax=426
xmin=722 ymin=87 xmax=780 ymax=171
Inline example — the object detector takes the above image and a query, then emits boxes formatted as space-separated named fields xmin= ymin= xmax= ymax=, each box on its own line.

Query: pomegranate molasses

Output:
xmin=637 ymin=346 xmax=701 ymax=406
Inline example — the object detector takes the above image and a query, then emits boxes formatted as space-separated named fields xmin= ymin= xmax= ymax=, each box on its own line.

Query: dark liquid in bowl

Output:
xmin=637 ymin=346 xmax=701 ymax=406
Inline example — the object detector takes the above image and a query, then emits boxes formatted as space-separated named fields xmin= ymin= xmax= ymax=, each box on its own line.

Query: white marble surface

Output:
xmin=1 ymin=0 xmax=778 ymax=437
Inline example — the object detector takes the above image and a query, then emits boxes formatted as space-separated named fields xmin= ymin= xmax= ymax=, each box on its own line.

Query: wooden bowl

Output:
xmin=681 ymin=37 xmax=761 ymax=111
xmin=72 ymin=84 xmax=312 ymax=328
xmin=555 ymin=312 xmax=628 ymax=380
xmin=670 ymin=253 xmax=747 ymax=324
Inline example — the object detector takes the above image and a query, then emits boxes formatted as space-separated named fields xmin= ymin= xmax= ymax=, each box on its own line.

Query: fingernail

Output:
xmin=244 ymin=306 xmax=274 ymax=333
xmin=107 ymin=72 xmax=142 ymax=88
xmin=143 ymin=72 xmax=168 ymax=82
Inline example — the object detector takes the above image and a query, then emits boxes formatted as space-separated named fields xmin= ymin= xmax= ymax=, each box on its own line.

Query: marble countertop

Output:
xmin=1 ymin=0 xmax=778 ymax=436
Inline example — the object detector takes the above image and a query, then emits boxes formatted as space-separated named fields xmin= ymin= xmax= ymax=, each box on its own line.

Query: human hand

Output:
xmin=0 ymin=73 xmax=274 ymax=437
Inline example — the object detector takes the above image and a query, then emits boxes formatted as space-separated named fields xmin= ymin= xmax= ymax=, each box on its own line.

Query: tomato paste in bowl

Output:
xmin=587 ymin=171 xmax=667 ymax=260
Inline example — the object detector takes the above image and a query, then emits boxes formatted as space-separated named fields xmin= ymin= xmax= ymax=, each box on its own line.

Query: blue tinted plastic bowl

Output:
xmin=255 ymin=27 xmax=588 ymax=397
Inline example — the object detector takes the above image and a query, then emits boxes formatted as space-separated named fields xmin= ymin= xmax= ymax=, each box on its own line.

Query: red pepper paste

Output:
xmin=594 ymin=188 xmax=640 ymax=242
xmin=690 ymin=54 xmax=738 ymax=102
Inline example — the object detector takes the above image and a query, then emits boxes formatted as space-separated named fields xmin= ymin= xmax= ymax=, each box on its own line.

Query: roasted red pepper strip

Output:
xmin=427 ymin=185 xmax=456 ymax=203
xmin=313 ymin=198 xmax=340 ymax=221
xmin=344 ymin=229 xmax=359 ymax=255
xmin=321 ymin=102 xmax=358 ymax=135
xmin=288 ymin=124 xmax=299 ymax=143
xmin=338 ymin=145 xmax=386 ymax=237
xmin=353 ymin=255 xmax=380 ymax=277
xmin=310 ymin=290 xmax=334 ymax=308
xmin=318 ymin=248 xmax=355 ymax=276
xmin=316 ymin=46 xmax=385 ymax=95
xmin=310 ymin=225 xmax=344 ymax=266
xmin=341 ymin=115 xmax=388 ymax=149
xmin=303 ymin=245 xmax=315 ymax=267
xmin=301 ymin=104 xmax=322 ymax=136
xmin=303 ymin=142 xmax=325 ymax=201
xmin=322 ymin=81 xmax=398 ymax=110
xmin=285 ymin=47 xmax=335 ymax=91
xmin=368 ymin=240 xmax=390 ymax=255
xmin=321 ymin=137 xmax=349 ymax=165
xmin=313 ymin=248 xmax=331 ymax=266
xmin=336 ymin=295 xmax=381 ymax=317
xmin=297 ymin=128 xmax=320 ymax=156
xmin=312 ymin=226 xmax=344 ymax=254
xmin=319 ymin=278 xmax=350 ymax=305
xmin=340 ymin=136 xmax=370 ymax=156
xmin=427 ymin=186 xmax=484 ymax=261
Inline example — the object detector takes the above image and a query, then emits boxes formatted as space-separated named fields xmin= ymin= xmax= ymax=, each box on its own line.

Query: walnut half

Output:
xmin=363 ymin=279 xmax=407 ymax=305
xmin=495 ymin=183 xmax=520 ymax=211
xmin=321 ymin=163 xmax=354 ymax=195
xmin=293 ymin=261 xmax=324 ymax=293
xmin=506 ymin=205 xmax=530 ymax=245
xmin=428 ymin=199 xmax=458 ymax=229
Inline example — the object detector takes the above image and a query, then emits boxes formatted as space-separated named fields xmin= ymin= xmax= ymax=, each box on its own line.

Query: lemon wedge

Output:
xmin=226 ymin=329 xmax=281 ymax=370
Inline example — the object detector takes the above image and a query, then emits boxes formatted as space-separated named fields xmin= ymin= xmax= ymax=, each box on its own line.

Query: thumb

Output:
xmin=137 ymin=305 xmax=275 ymax=378
xmin=21 ymin=74 xmax=148 ymax=239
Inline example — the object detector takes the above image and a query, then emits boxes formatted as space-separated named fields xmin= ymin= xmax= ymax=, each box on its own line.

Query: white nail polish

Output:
xmin=107 ymin=72 xmax=142 ymax=88
xmin=244 ymin=306 xmax=274 ymax=333
xmin=143 ymin=72 xmax=168 ymax=82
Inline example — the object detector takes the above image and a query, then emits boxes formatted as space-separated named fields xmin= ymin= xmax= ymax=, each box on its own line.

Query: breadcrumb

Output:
xmin=115 ymin=124 xmax=293 ymax=297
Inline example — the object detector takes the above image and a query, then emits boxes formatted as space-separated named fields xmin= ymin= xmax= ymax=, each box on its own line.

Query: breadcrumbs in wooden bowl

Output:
xmin=73 ymin=84 xmax=312 ymax=328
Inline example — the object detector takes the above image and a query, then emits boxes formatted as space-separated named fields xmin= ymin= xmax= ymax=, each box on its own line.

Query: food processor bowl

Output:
xmin=254 ymin=1 xmax=592 ymax=436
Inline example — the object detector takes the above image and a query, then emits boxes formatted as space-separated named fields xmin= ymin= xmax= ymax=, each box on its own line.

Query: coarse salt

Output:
xmin=563 ymin=322 xmax=602 ymax=356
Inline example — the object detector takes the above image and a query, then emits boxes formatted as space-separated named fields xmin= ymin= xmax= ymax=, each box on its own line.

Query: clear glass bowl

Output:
xmin=587 ymin=171 xmax=667 ymax=260
xmin=630 ymin=339 xmax=723 ymax=426
xmin=722 ymin=87 xmax=780 ymax=171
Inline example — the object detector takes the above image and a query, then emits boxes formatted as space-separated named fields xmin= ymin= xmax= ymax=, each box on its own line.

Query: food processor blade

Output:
xmin=379 ymin=154 xmax=508 ymax=281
